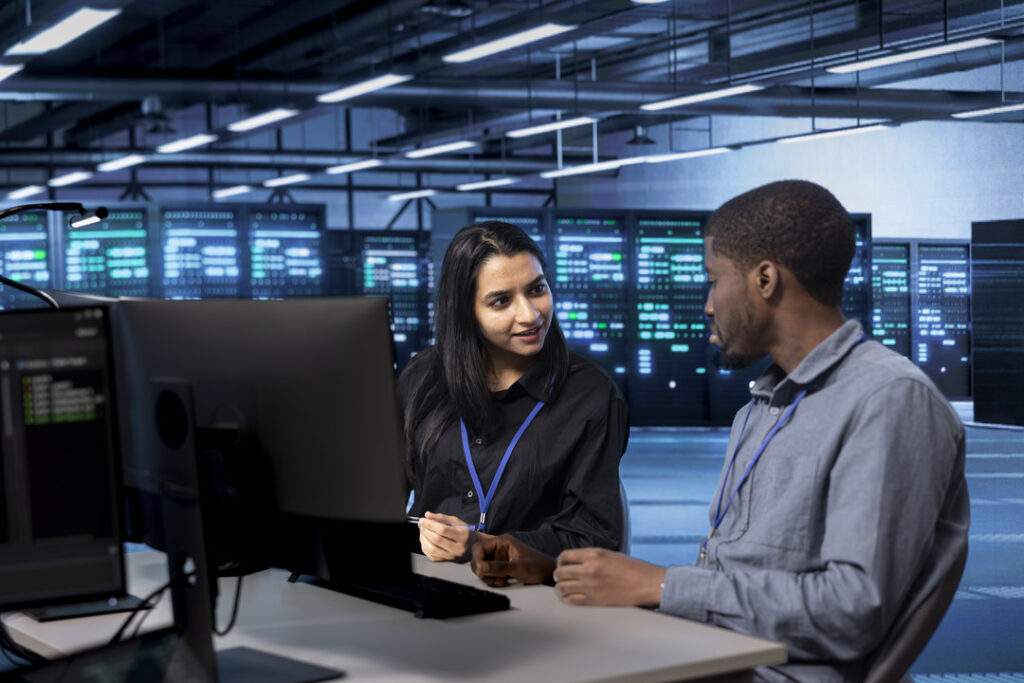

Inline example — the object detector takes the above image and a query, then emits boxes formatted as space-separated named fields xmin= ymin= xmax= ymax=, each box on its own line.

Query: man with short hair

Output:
xmin=473 ymin=180 xmax=969 ymax=681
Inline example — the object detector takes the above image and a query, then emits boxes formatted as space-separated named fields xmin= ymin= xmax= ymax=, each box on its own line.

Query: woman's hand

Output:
xmin=418 ymin=511 xmax=491 ymax=562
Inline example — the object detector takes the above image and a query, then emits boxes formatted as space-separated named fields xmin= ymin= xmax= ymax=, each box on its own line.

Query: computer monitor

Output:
xmin=113 ymin=296 xmax=409 ymax=577
xmin=0 ymin=306 xmax=125 ymax=612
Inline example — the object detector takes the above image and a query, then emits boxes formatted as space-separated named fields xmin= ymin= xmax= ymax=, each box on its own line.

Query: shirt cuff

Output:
xmin=658 ymin=564 xmax=716 ymax=621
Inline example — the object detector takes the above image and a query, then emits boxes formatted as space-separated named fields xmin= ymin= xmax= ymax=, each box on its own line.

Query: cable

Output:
xmin=129 ymin=589 xmax=166 ymax=639
xmin=213 ymin=575 xmax=244 ymax=637
xmin=109 ymin=570 xmax=194 ymax=645
xmin=0 ymin=619 xmax=45 ymax=666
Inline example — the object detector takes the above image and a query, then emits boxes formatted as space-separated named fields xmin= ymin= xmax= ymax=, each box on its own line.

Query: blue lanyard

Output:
xmin=700 ymin=333 xmax=868 ymax=560
xmin=460 ymin=400 xmax=545 ymax=533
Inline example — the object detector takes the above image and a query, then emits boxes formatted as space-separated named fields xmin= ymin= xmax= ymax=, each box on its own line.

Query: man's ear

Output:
xmin=755 ymin=260 xmax=780 ymax=300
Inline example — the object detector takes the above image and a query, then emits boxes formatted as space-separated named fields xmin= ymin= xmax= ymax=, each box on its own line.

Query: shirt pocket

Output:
xmin=747 ymin=454 xmax=821 ymax=552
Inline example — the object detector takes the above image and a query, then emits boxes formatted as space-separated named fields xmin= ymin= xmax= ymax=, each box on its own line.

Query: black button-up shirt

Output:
xmin=400 ymin=348 xmax=628 ymax=556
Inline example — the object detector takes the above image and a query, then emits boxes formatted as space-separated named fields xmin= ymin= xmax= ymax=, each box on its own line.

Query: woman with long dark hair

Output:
xmin=399 ymin=220 xmax=628 ymax=563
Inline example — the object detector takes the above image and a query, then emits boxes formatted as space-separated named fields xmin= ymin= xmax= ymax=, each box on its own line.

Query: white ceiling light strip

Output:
xmin=157 ymin=134 xmax=219 ymax=154
xmin=827 ymin=37 xmax=1000 ymax=74
xmin=952 ymin=101 xmax=1024 ymax=119
xmin=389 ymin=189 xmax=436 ymax=201
xmin=506 ymin=116 xmax=596 ymax=138
xmin=405 ymin=140 xmax=477 ymax=158
xmin=644 ymin=147 xmax=732 ymax=163
xmin=48 ymin=171 xmax=93 ymax=187
xmin=777 ymin=124 xmax=890 ymax=144
xmin=7 ymin=185 xmax=45 ymax=200
xmin=228 ymin=108 xmax=300 ymax=132
xmin=0 ymin=64 xmax=23 ymax=83
xmin=326 ymin=159 xmax=384 ymax=174
xmin=263 ymin=173 xmax=310 ymax=187
xmin=442 ymin=23 xmax=577 ymax=64
xmin=97 ymin=154 xmax=148 ymax=172
xmin=456 ymin=177 xmax=518 ymax=191
xmin=540 ymin=157 xmax=645 ymax=179
xmin=316 ymin=74 xmax=412 ymax=104
xmin=5 ymin=7 xmax=121 ymax=56
xmin=212 ymin=185 xmax=254 ymax=199
xmin=641 ymin=84 xmax=763 ymax=111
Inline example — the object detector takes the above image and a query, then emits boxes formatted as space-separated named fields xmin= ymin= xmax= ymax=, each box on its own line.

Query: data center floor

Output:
xmin=623 ymin=424 xmax=1024 ymax=681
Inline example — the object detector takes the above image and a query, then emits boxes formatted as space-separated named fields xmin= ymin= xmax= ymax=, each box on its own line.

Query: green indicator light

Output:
xmin=611 ymin=254 xmax=622 ymax=261
xmin=34 ymin=250 xmax=46 ymax=259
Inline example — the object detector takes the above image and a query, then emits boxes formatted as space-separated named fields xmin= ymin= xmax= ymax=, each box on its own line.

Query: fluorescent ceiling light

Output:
xmin=97 ymin=154 xmax=148 ymax=172
xmin=326 ymin=159 xmax=384 ymax=174
xmin=389 ymin=189 xmax=437 ymax=201
xmin=6 ymin=185 xmax=45 ymax=200
xmin=644 ymin=147 xmax=731 ymax=163
xmin=456 ymin=177 xmax=519 ymax=191
xmin=952 ymin=101 xmax=1024 ymax=119
xmin=827 ymin=37 xmax=999 ymax=74
xmin=70 ymin=214 xmax=102 ymax=228
xmin=632 ymin=0 xmax=671 ymax=3
xmin=317 ymin=74 xmax=412 ymax=104
xmin=506 ymin=116 xmax=596 ymax=138
xmin=6 ymin=7 xmax=121 ymax=56
xmin=212 ymin=185 xmax=253 ymax=199
xmin=405 ymin=140 xmax=477 ymax=158
xmin=48 ymin=171 xmax=93 ymax=187
xmin=157 ymin=133 xmax=218 ymax=154
xmin=442 ymin=23 xmax=577 ymax=64
xmin=0 ymin=64 xmax=23 ymax=83
xmin=541 ymin=157 xmax=646 ymax=179
xmin=227 ymin=108 xmax=299 ymax=132
xmin=778 ymin=124 xmax=889 ymax=144
xmin=263 ymin=173 xmax=310 ymax=188
xmin=641 ymin=84 xmax=763 ymax=111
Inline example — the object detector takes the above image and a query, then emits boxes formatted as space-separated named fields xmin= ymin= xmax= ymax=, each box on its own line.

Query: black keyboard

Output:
xmin=307 ymin=572 xmax=511 ymax=619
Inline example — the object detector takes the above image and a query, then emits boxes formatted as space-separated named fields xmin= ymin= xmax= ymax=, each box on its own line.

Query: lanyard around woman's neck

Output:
xmin=460 ymin=399 xmax=544 ymax=533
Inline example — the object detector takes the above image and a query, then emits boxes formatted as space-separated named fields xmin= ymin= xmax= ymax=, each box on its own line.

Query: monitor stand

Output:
xmin=152 ymin=379 xmax=343 ymax=683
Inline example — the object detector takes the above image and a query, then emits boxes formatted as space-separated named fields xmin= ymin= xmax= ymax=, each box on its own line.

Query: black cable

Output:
xmin=213 ymin=575 xmax=244 ymax=637
xmin=109 ymin=570 xmax=194 ymax=645
xmin=129 ymin=589 xmax=165 ymax=639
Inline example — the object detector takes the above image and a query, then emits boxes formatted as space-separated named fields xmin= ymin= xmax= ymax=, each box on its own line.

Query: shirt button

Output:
xmin=474 ymin=438 xmax=482 ymax=445
xmin=769 ymin=407 xmax=780 ymax=416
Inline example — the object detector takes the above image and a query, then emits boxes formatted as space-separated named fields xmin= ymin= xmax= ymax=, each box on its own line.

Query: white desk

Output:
xmin=6 ymin=551 xmax=785 ymax=682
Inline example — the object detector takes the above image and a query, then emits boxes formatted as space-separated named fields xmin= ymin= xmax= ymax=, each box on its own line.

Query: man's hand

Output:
xmin=471 ymin=534 xmax=556 ymax=587
xmin=553 ymin=548 xmax=666 ymax=607
xmin=418 ymin=511 xmax=489 ymax=562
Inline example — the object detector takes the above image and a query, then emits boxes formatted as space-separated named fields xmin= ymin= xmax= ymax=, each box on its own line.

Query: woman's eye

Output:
xmin=531 ymin=283 xmax=548 ymax=295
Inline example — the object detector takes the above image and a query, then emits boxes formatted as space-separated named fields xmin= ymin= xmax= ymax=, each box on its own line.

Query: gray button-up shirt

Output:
xmin=659 ymin=320 xmax=970 ymax=682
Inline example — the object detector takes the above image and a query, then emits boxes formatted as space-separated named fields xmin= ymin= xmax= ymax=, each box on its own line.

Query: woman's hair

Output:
xmin=403 ymin=220 xmax=570 ymax=470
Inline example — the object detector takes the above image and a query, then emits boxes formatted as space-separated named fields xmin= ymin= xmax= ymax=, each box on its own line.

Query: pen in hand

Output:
xmin=407 ymin=515 xmax=473 ymax=529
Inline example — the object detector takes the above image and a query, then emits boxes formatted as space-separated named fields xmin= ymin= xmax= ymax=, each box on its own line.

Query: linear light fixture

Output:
xmin=6 ymin=185 xmax=45 ymax=200
xmin=641 ymin=84 xmax=763 ymax=111
xmin=228 ymin=108 xmax=300 ymax=132
xmin=212 ymin=185 xmax=253 ymax=199
xmin=317 ymin=73 xmax=412 ymax=104
xmin=540 ymin=157 xmax=646 ymax=179
xmin=326 ymin=159 xmax=384 ymax=174
xmin=442 ymin=23 xmax=577 ymax=63
xmin=644 ymin=147 xmax=731 ymax=163
xmin=389 ymin=189 xmax=437 ymax=201
xmin=5 ymin=7 xmax=121 ymax=56
xmin=69 ymin=213 xmax=103 ymax=228
xmin=157 ymin=133 xmax=218 ymax=154
xmin=827 ymin=37 xmax=999 ymax=74
xmin=263 ymin=173 xmax=310 ymax=188
xmin=0 ymin=64 xmax=23 ymax=83
xmin=777 ymin=124 xmax=890 ymax=144
xmin=456 ymin=177 xmax=519 ymax=191
xmin=506 ymin=116 xmax=597 ymax=138
xmin=952 ymin=101 xmax=1024 ymax=119
xmin=97 ymin=154 xmax=148 ymax=172
xmin=632 ymin=0 xmax=671 ymax=3
xmin=405 ymin=140 xmax=477 ymax=158
xmin=48 ymin=171 xmax=93 ymax=187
